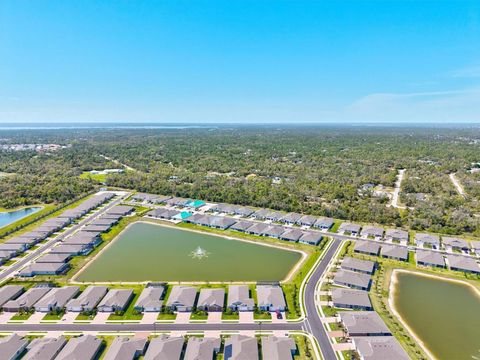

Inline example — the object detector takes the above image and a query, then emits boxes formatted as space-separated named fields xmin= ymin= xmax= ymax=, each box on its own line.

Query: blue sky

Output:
xmin=1 ymin=0 xmax=479 ymax=123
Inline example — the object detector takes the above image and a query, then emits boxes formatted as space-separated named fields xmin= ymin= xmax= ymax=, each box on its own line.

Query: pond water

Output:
xmin=392 ymin=271 xmax=480 ymax=360
xmin=0 ymin=207 xmax=42 ymax=228
xmin=77 ymin=222 xmax=302 ymax=282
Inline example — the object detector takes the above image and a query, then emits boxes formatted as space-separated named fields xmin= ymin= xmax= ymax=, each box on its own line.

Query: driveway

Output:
xmin=239 ymin=312 xmax=254 ymax=323
xmin=92 ymin=312 xmax=110 ymax=324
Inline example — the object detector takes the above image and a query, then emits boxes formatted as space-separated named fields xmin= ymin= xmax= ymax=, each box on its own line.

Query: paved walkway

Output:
xmin=25 ymin=312 xmax=45 ymax=324
xmin=60 ymin=312 xmax=78 ymax=324
xmin=270 ymin=312 xmax=287 ymax=323
xmin=175 ymin=312 xmax=191 ymax=324
xmin=333 ymin=342 xmax=355 ymax=351
xmin=328 ymin=330 xmax=344 ymax=338
xmin=207 ymin=312 xmax=222 ymax=323
xmin=321 ymin=317 xmax=338 ymax=324
xmin=92 ymin=312 xmax=110 ymax=324
xmin=239 ymin=312 xmax=254 ymax=323
xmin=140 ymin=312 xmax=159 ymax=324
xmin=0 ymin=312 xmax=15 ymax=323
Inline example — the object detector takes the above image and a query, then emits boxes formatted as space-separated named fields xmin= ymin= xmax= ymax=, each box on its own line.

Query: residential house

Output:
xmin=331 ymin=288 xmax=373 ymax=311
xmin=0 ymin=285 xmax=24 ymax=308
xmin=261 ymin=225 xmax=286 ymax=238
xmin=55 ymin=335 xmax=103 ymax=360
xmin=256 ymin=285 xmax=286 ymax=312
xmin=66 ymin=286 xmax=108 ymax=312
xmin=230 ymin=220 xmax=255 ymax=233
xmin=197 ymin=288 xmax=225 ymax=312
xmin=447 ymin=255 xmax=480 ymax=274
xmin=227 ymin=285 xmax=254 ymax=312
xmin=415 ymin=233 xmax=440 ymax=250
xmin=134 ymin=286 xmax=165 ymax=312
xmin=341 ymin=257 xmax=375 ymax=274
xmin=104 ymin=337 xmax=147 ymax=360
xmin=471 ymin=241 xmax=480 ymax=256
xmin=234 ymin=207 xmax=255 ymax=217
xmin=2 ymin=287 xmax=52 ymax=312
xmin=0 ymin=334 xmax=29 ymax=360
xmin=333 ymin=270 xmax=372 ymax=291
xmin=97 ymin=289 xmax=133 ymax=312
xmin=415 ymin=250 xmax=445 ymax=268
xmin=353 ymin=241 xmax=381 ymax=256
xmin=339 ymin=311 xmax=391 ymax=336
xmin=297 ymin=215 xmax=317 ymax=227
xmin=313 ymin=217 xmax=334 ymax=230
xmin=224 ymin=335 xmax=258 ymax=360
xmin=261 ymin=336 xmax=296 ymax=360
xmin=338 ymin=223 xmax=361 ymax=236
xmin=18 ymin=262 xmax=70 ymax=277
xmin=24 ymin=336 xmax=67 ymax=360
xmin=50 ymin=244 xmax=92 ymax=256
xmin=184 ymin=337 xmax=221 ymax=360
xmin=34 ymin=286 xmax=79 ymax=312
xmin=251 ymin=209 xmax=272 ymax=220
xmin=361 ymin=226 xmax=384 ymax=240
xmin=381 ymin=245 xmax=409 ymax=261
xmin=279 ymin=228 xmax=304 ymax=242
xmin=166 ymin=286 xmax=197 ymax=312
xmin=279 ymin=213 xmax=302 ymax=225
xmin=143 ymin=336 xmax=184 ymax=360
xmin=385 ymin=229 xmax=409 ymax=245
xmin=36 ymin=253 xmax=71 ymax=263
xmin=352 ymin=337 xmax=410 ymax=360
xmin=442 ymin=237 xmax=470 ymax=253
xmin=299 ymin=232 xmax=323 ymax=245
xmin=245 ymin=222 xmax=269 ymax=236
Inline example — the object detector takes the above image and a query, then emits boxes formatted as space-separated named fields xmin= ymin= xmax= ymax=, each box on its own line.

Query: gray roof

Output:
xmin=245 ymin=222 xmax=269 ymax=234
xmin=51 ymin=244 xmax=89 ymax=255
xmin=442 ymin=237 xmax=469 ymax=249
xmin=166 ymin=286 xmax=197 ymax=308
xmin=280 ymin=212 xmax=302 ymax=223
xmin=64 ymin=231 xmax=99 ymax=244
xmin=4 ymin=237 xmax=37 ymax=247
xmin=261 ymin=336 xmax=296 ymax=360
xmin=333 ymin=270 xmax=371 ymax=289
xmin=353 ymin=336 xmax=410 ymax=360
xmin=55 ymin=335 xmax=103 ymax=360
xmin=19 ymin=262 xmax=69 ymax=276
xmin=266 ymin=211 xmax=284 ymax=221
xmin=107 ymin=205 xmax=134 ymax=215
xmin=34 ymin=286 xmax=79 ymax=310
xmin=339 ymin=222 xmax=361 ymax=233
xmin=354 ymin=240 xmax=381 ymax=255
xmin=339 ymin=311 xmax=391 ymax=335
xmin=144 ymin=336 xmax=184 ymax=360
xmin=297 ymin=215 xmax=317 ymax=226
xmin=104 ymin=337 xmax=147 ymax=360
xmin=415 ymin=250 xmax=445 ymax=267
xmin=0 ymin=285 xmax=24 ymax=307
xmin=385 ymin=229 xmax=409 ymax=240
xmin=2 ymin=287 xmax=51 ymax=312
xmin=0 ymin=334 xmax=28 ymax=360
xmin=204 ymin=215 xmax=236 ymax=229
xmin=0 ymin=250 xmax=17 ymax=260
xmin=471 ymin=241 xmax=480 ymax=251
xmin=256 ymin=285 xmax=286 ymax=309
xmin=415 ymin=233 xmax=440 ymax=245
xmin=261 ymin=224 xmax=286 ymax=237
xmin=224 ymin=335 xmax=259 ymax=360
xmin=135 ymin=287 xmax=165 ymax=310
xmin=381 ymin=245 xmax=408 ymax=260
xmin=197 ymin=288 xmax=225 ymax=308
xmin=184 ymin=337 xmax=221 ymax=360
xmin=331 ymin=288 xmax=372 ymax=309
xmin=24 ymin=336 xmax=67 ymax=360
xmin=252 ymin=209 xmax=271 ymax=219
xmin=280 ymin=228 xmax=304 ymax=241
xmin=234 ymin=206 xmax=255 ymax=217
xmin=447 ymin=254 xmax=480 ymax=273
xmin=227 ymin=285 xmax=254 ymax=308
xmin=230 ymin=220 xmax=255 ymax=232
xmin=98 ymin=289 xmax=133 ymax=309
xmin=36 ymin=253 xmax=71 ymax=263
xmin=314 ymin=217 xmax=334 ymax=228
xmin=342 ymin=257 xmax=375 ymax=273
xmin=82 ymin=224 xmax=111 ymax=233
xmin=66 ymin=286 xmax=108 ymax=311
xmin=361 ymin=226 xmax=384 ymax=237
xmin=299 ymin=231 xmax=323 ymax=244
xmin=0 ymin=243 xmax=25 ymax=252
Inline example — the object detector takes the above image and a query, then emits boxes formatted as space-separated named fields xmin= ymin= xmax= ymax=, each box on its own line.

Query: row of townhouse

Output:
xmin=352 ymin=239 xmax=480 ymax=274
xmin=0 ymin=333 xmax=297 ymax=360
xmin=17 ymin=204 xmax=135 ymax=278
xmin=0 ymin=192 xmax=116 ymax=267
xmin=333 ymin=256 xmax=377 ymax=291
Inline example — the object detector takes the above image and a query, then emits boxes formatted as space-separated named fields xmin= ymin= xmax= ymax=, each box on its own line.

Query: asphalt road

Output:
xmin=303 ymin=238 xmax=342 ymax=360
xmin=0 ymin=193 xmax=128 ymax=283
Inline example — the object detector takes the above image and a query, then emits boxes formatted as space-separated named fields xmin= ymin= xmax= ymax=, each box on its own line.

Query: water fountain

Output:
xmin=190 ymin=246 xmax=209 ymax=259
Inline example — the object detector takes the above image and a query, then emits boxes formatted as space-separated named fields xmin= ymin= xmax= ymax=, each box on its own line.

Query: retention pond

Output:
xmin=0 ymin=207 xmax=42 ymax=229
xmin=391 ymin=270 xmax=480 ymax=360
xmin=76 ymin=222 xmax=303 ymax=282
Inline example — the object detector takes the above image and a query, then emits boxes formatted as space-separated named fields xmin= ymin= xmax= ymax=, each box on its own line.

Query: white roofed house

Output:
xmin=261 ymin=224 xmax=286 ymax=238
xmin=338 ymin=222 xmax=361 ymax=236
xmin=66 ymin=286 xmax=108 ymax=312
xmin=442 ymin=237 xmax=470 ymax=253
xmin=299 ymin=231 xmax=323 ymax=245
xmin=224 ymin=335 xmax=259 ymax=360
xmin=361 ymin=226 xmax=384 ymax=240
xmin=227 ymin=285 xmax=254 ymax=312
xmin=34 ymin=286 xmax=80 ymax=313
xmin=184 ymin=337 xmax=221 ymax=360
xmin=166 ymin=286 xmax=197 ymax=312
xmin=97 ymin=289 xmax=133 ymax=313
xmin=415 ymin=233 xmax=440 ymax=249
xmin=104 ymin=337 xmax=147 ymax=360
xmin=197 ymin=288 xmax=225 ymax=312
xmin=385 ymin=229 xmax=409 ymax=245
xmin=0 ymin=334 xmax=29 ymax=360
xmin=256 ymin=285 xmax=286 ymax=312
xmin=143 ymin=336 xmax=184 ymax=360
xmin=134 ymin=286 xmax=165 ymax=312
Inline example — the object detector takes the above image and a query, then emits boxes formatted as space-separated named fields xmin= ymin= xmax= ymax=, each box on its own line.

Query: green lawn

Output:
xmin=222 ymin=312 xmax=239 ymax=320
xmin=10 ymin=313 xmax=32 ymax=321
xmin=107 ymin=288 xmax=144 ymax=321
xmin=190 ymin=311 xmax=208 ymax=320
xmin=42 ymin=312 xmax=64 ymax=321
xmin=80 ymin=171 xmax=107 ymax=183
xmin=157 ymin=312 xmax=176 ymax=321
xmin=253 ymin=311 xmax=271 ymax=320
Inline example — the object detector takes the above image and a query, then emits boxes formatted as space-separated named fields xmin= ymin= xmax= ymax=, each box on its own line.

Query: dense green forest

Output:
xmin=1 ymin=125 xmax=479 ymax=235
